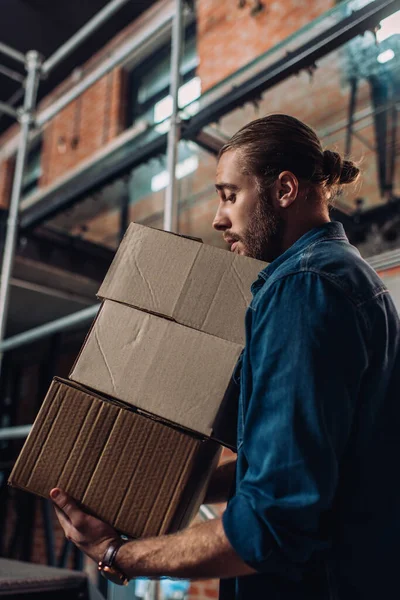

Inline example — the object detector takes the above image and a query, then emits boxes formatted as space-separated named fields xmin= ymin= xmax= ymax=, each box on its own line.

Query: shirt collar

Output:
xmin=251 ymin=221 xmax=348 ymax=296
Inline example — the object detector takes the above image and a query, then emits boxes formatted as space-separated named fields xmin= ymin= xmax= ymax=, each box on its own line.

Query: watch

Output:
xmin=98 ymin=539 xmax=129 ymax=586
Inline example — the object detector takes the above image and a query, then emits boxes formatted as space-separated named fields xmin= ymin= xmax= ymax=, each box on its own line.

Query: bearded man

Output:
xmin=51 ymin=115 xmax=400 ymax=600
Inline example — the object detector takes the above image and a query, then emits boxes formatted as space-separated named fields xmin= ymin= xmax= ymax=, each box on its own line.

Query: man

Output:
xmin=51 ymin=114 xmax=400 ymax=599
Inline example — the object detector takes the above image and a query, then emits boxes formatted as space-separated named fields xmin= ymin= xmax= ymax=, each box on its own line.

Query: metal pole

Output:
xmin=36 ymin=1 xmax=177 ymax=128
xmin=0 ymin=424 xmax=31 ymax=441
xmin=42 ymin=0 xmax=134 ymax=76
xmin=0 ymin=64 xmax=25 ymax=84
xmin=0 ymin=51 xmax=41 ymax=378
xmin=163 ymin=0 xmax=183 ymax=233
xmin=345 ymin=77 xmax=358 ymax=157
xmin=119 ymin=176 xmax=130 ymax=242
xmin=0 ymin=101 xmax=18 ymax=120
xmin=0 ymin=42 xmax=26 ymax=66
xmin=0 ymin=304 xmax=99 ymax=353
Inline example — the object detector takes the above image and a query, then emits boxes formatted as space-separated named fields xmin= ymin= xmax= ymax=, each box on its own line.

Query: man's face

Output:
xmin=213 ymin=149 xmax=284 ymax=262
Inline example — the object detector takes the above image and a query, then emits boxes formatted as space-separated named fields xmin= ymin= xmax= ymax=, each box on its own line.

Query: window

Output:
xmin=128 ymin=140 xmax=199 ymax=203
xmin=127 ymin=24 xmax=200 ymax=129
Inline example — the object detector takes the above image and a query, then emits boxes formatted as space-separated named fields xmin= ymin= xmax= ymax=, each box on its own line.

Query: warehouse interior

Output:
xmin=0 ymin=0 xmax=399 ymax=598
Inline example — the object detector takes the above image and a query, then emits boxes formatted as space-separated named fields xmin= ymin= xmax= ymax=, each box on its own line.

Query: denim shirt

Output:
xmin=221 ymin=222 xmax=400 ymax=600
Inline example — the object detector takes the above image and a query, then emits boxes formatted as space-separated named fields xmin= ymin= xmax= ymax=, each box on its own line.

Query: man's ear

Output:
xmin=275 ymin=171 xmax=299 ymax=208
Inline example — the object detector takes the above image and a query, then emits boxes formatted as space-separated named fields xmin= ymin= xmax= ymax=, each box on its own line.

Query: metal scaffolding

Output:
xmin=0 ymin=0 xmax=184 ymax=376
xmin=0 ymin=50 xmax=41 ymax=376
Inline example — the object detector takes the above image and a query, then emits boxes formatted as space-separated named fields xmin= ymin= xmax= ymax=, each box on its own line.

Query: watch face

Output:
xmin=99 ymin=565 xmax=129 ymax=586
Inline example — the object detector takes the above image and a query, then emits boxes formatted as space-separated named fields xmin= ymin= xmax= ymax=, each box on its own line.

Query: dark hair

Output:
xmin=219 ymin=114 xmax=360 ymax=193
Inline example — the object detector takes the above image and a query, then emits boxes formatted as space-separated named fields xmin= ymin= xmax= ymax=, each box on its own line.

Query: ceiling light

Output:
xmin=377 ymin=49 xmax=395 ymax=63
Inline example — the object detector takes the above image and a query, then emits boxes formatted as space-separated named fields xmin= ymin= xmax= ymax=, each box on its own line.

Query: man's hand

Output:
xmin=50 ymin=488 xmax=118 ymax=563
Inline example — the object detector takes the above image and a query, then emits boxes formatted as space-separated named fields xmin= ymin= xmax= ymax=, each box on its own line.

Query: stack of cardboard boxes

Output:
xmin=9 ymin=224 xmax=265 ymax=539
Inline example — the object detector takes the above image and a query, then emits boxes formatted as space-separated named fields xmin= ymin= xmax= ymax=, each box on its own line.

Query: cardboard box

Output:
xmin=98 ymin=223 xmax=266 ymax=345
xmin=9 ymin=378 xmax=221 ymax=540
xmin=70 ymin=300 xmax=242 ymax=445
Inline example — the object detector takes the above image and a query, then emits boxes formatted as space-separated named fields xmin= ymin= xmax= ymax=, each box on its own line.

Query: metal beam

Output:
xmin=119 ymin=176 xmax=130 ymax=242
xmin=0 ymin=425 xmax=31 ymax=440
xmin=0 ymin=42 xmax=26 ymax=66
xmin=0 ymin=304 xmax=99 ymax=353
xmin=183 ymin=0 xmax=399 ymax=138
xmin=0 ymin=64 xmax=25 ymax=84
xmin=369 ymin=74 xmax=390 ymax=198
xmin=164 ymin=0 xmax=184 ymax=232
xmin=0 ymin=101 xmax=18 ymax=120
xmin=345 ymin=78 xmax=358 ymax=157
xmin=352 ymin=130 xmax=376 ymax=153
xmin=42 ymin=0 xmax=135 ymax=76
xmin=0 ymin=88 xmax=25 ymax=130
xmin=193 ymin=127 xmax=230 ymax=155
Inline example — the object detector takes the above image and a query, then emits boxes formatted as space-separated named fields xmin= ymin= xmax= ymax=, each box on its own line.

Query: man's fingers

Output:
xmin=53 ymin=506 xmax=74 ymax=540
xmin=54 ymin=505 xmax=70 ymax=526
xmin=50 ymin=488 xmax=83 ymax=528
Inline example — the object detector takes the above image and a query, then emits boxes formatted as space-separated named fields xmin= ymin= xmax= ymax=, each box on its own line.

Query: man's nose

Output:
xmin=213 ymin=205 xmax=231 ymax=231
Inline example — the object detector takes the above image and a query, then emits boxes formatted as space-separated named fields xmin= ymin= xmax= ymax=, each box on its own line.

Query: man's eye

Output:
xmin=227 ymin=194 xmax=236 ymax=203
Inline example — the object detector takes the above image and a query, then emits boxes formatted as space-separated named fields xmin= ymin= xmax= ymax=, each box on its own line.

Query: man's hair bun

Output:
xmin=323 ymin=150 xmax=360 ymax=186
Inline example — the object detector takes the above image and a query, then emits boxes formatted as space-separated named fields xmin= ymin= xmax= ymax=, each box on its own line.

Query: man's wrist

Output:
xmin=98 ymin=538 xmax=129 ymax=586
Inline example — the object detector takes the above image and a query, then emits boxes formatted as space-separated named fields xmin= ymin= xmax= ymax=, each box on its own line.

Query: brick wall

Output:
xmin=40 ymin=68 xmax=126 ymax=188
xmin=197 ymin=0 xmax=334 ymax=92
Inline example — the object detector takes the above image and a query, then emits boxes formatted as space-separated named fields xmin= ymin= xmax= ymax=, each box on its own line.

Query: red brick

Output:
xmin=204 ymin=587 xmax=219 ymax=598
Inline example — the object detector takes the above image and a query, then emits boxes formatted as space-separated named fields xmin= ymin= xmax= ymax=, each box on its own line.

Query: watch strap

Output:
xmin=102 ymin=539 xmax=124 ymax=568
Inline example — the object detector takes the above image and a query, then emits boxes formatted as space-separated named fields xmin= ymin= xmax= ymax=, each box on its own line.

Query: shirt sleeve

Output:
xmin=222 ymin=271 xmax=369 ymax=575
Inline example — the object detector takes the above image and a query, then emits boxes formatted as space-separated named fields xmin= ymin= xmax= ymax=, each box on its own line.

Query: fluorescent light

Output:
xmin=377 ymin=49 xmax=395 ymax=64
xmin=176 ymin=156 xmax=199 ymax=179
xmin=377 ymin=10 xmax=400 ymax=43
xmin=154 ymin=96 xmax=173 ymax=124
xmin=178 ymin=77 xmax=201 ymax=107
xmin=151 ymin=170 xmax=169 ymax=192
xmin=151 ymin=156 xmax=199 ymax=192
xmin=153 ymin=77 xmax=202 ymax=124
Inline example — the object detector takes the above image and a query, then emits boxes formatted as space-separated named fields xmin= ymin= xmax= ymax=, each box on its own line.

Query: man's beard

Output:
xmin=239 ymin=193 xmax=285 ymax=262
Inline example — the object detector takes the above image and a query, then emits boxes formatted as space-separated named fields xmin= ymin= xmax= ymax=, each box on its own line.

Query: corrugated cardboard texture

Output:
xmin=98 ymin=223 xmax=266 ymax=345
xmin=70 ymin=300 xmax=242 ymax=439
xmin=9 ymin=378 xmax=221 ymax=539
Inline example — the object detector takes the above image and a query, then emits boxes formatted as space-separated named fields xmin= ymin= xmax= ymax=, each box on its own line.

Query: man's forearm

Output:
xmin=116 ymin=517 xmax=255 ymax=580
xmin=204 ymin=459 xmax=237 ymax=504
